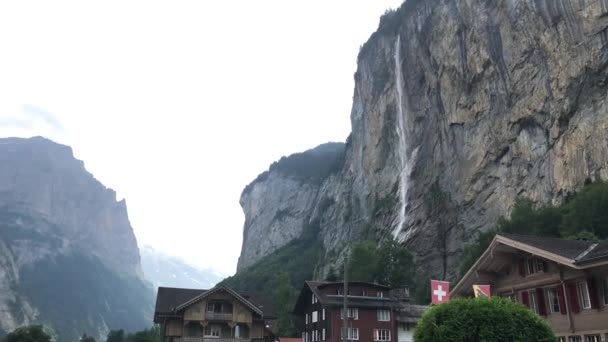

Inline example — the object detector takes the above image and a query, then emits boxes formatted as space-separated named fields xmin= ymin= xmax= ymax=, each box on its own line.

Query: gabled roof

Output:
xmin=175 ymin=284 xmax=263 ymax=317
xmin=155 ymin=287 xmax=207 ymax=315
xmin=453 ymin=234 xmax=608 ymax=296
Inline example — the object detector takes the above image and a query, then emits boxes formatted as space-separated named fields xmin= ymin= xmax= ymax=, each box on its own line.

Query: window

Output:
xmin=312 ymin=311 xmax=318 ymax=323
xmin=585 ymin=335 xmax=601 ymax=342
xmin=546 ymin=287 xmax=560 ymax=313
xmin=528 ymin=290 xmax=539 ymax=314
xmin=322 ymin=308 xmax=326 ymax=320
xmin=204 ymin=325 xmax=221 ymax=337
xmin=302 ymin=332 xmax=305 ymax=342
xmin=362 ymin=290 xmax=368 ymax=296
xmin=341 ymin=328 xmax=359 ymax=340
xmin=526 ymin=257 xmax=546 ymax=275
xmin=557 ymin=338 xmax=566 ymax=342
xmin=322 ymin=329 xmax=325 ymax=341
xmin=312 ymin=330 xmax=318 ymax=342
xmin=337 ymin=288 xmax=343 ymax=295
xmin=568 ymin=337 xmax=582 ymax=342
xmin=305 ymin=313 xmax=309 ymax=324
xmin=340 ymin=308 xmax=358 ymax=320
xmin=374 ymin=329 xmax=391 ymax=341
xmin=377 ymin=291 xmax=385 ymax=298
xmin=577 ymin=282 xmax=592 ymax=309
xmin=601 ymin=276 xmax=608 ymax=306
xmin=377 ymin=310 xmax=390 ymax=321
xmin=312 ymin=294 xmax=317 ymax=304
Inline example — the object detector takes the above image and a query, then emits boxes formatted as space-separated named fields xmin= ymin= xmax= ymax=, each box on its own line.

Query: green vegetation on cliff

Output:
xmin=459 ymin=181 xmax=608 ymax=278
xmin=242 ymin=143 xmax=345 ymax=195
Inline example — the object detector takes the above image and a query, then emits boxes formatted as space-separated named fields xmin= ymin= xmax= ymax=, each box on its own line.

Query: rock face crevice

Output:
xmin=0 ymin=137 xmax=152 ymax=340
xmin=238 ymin=0 xmax=608 ymax=281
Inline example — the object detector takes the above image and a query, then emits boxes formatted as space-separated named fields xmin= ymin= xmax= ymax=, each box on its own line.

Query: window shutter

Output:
xmin=557 ymin=285 xmax=567 ymax=315
xmin=587 ymin=277 xmax=600 ymax=309
xmin=567 ymin=283 xmax=581 ymax=313
xmin=521 ymin=291 xmax=530 ymax=307
xmin=536 ymin=288 xmax=547 ymax=316
xmin=518 ymin=259 xmax=526 ymax=277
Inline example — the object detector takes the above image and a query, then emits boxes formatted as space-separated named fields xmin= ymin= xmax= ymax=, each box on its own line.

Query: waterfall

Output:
xmin=393 ymin=35 xmax=409 ymax=239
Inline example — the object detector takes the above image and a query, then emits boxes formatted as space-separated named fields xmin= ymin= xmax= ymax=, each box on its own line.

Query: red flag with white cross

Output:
xmin=431 ymin=280 xmax=450 ymax=304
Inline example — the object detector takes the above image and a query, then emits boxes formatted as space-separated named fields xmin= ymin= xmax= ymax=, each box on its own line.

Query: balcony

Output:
xmin=206 ymin=312 xmax=234 ymax=321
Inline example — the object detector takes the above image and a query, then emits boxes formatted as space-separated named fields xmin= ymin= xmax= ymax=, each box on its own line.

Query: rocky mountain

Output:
xmin=0 ymin=137 xmax=153 ymax=341
xmin=141 ymin=245 xmax=223 ymax=289
xmin=237 ymin=0 xmax=608 ymax=284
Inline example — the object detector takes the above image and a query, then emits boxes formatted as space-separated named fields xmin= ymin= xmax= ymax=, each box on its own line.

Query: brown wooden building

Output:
xmin=453 ymin=234 xmax=608 ymax=342
xmin=154 ymin=285 xmax=276 ymax=342
xmin=293 ymin=281 xmax=426 ymax=342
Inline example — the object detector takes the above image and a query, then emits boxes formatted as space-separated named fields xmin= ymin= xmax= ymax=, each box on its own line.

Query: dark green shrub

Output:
xmin=414 ymin=297 xmax=555 ymax=342
xmin=3 ymin=325 xmax=51 ymax=342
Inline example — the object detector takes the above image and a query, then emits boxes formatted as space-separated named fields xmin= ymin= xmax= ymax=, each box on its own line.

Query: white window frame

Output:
xmin=584 ymin=335 xmax=601 ymax=342
xmin=526 ymin=257 xmax=546 ymax=275
xmin=577 ymin=282 xmax=592 ymax=310
xmin=362 ymin=290 xmax=368 ymax=296
xmin=546 ymin=287 xmax=560 ymax=314
xmin=568 ymin=337 xmax=582 ymax=342
xmin=341 ymin=328 xmax=359 ymax=341
xmin=377 ymin=291 xmax=385 ymax=298
xmin=340 ymin=308 xmax=359 ymax=320
xmin=204 ymin=324 xmax=221 ymax=337
xmin=312 ymin=294 xmax=317 ymax=304
xmin=312 ymin=311 xmax=318 ymax=323
xmin=374 ymin=329 xmax=391 ymax=341
xmin=305 ymin=313 xmax=309 ymax=324
xmin=302 ymin=332 xmax=305 ymax=342
xmin=601 ymin=276 xmax=608 ymax=306
xmin=528 ymin=290 xmax=539 ymax=314
xmin=337 ymin=288 xmax=343 ymax=295
xmin=557 ymin=337 xmax=565 ymax=342
xmin=377 ymin=309 xmax=390 ymax=321
xmin=322 ymin=328 xmax=325 ymax=341
xmin=313 ymin=330 xmax=318 ymax=342
xmin=322 ymin=308 xmax=326 ymax=320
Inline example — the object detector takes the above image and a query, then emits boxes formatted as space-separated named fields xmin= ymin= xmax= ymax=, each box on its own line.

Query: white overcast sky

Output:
xmin=0 ymin=0 xmax=403 ymax=276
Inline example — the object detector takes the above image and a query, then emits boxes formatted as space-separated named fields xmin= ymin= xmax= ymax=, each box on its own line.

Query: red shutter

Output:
xmin=588 ymin=278 xmax=600 ymax=309
xmin=536 ymin=288 xmax=547 ymax=316
xmin=557 ymin=285 xmax=567 ymax=315
xmin=521 ymin=291 xmax=530 ymax=307
xmin=567 ymin=283 xmax=581 ymax=314
xmin=518 ymin=259 xmax=526 ymax=277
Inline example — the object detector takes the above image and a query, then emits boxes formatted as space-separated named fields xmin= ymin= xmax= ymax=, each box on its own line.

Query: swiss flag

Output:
xmin=431 ymin=280 xmax=450 ymax=304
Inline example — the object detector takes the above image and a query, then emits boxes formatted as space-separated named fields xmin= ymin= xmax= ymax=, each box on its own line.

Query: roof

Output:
xmin=500 ymin=233 xmax=594 ymax=259
xmin=155 ymin=287 xmax=207 ymax=315
xmin=452 ymin=234 xmax=608 ymax=296
xmin=294 ymin=281 xmax=399 ymax=314
xmin=154 ymin=285 xmax=273 ymax=323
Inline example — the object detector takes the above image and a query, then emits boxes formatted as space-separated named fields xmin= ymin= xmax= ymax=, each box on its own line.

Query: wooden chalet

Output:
xmin=453 ymin=233 xmax=608 ymax=342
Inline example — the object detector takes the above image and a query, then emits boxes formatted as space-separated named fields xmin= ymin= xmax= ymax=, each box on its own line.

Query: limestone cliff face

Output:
xmin=238 ymin=0 xmax=608 ymax=280
xmin=0 ymin=137 xmax=152 ymax=340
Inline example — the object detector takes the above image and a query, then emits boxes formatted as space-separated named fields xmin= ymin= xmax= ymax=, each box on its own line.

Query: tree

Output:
xmin=347 ymin=241 xmax=378 ymax=282
xmin=125 ymin=326 xmax=160 ymax=342
xmin=106 ymin=330 xmax=125 ymax=342
xmin=274 ymin=271 xmax=297 ymax=337
xmin=375 ymin=239 xmax=414 ymax=288
xmin=3 ymin=325 xmax=51 ymax=342
xmin=80 ymin=334 xmax=96 ymax=342
xmin=414 ymin=297 xmax=555 ymax=342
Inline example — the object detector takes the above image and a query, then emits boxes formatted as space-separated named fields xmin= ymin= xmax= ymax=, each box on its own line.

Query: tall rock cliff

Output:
xmin=0 ymin=137 xmax=153 ymax=341
xmin=237 ymin=0 xmax=608 ymax=281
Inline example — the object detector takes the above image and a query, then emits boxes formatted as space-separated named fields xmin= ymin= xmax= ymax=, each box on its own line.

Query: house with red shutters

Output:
xmin=453 ymin=234 xmax=608 ymax=342
xmin=293 ymin=281 xmax=426 ymax=342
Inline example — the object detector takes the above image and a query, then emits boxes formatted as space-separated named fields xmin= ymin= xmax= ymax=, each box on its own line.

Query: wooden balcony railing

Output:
xmin=206 ymin=312 xmax=234 ymax=320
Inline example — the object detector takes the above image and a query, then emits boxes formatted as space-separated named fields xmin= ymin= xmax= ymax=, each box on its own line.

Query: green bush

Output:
xmin=3 ymin=325 xmax=51 ymax=342
xmin=414 ymin=297 xmax=555 ymax=342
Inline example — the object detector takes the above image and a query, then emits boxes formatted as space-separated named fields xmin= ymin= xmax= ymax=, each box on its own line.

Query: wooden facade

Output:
xmin=453 ymin=234 xmax=608 ymax=341
xmin=293 ymin=281 xmax=425 ymax=342
xmin=154 ymin=285 xmax=275 ymax=342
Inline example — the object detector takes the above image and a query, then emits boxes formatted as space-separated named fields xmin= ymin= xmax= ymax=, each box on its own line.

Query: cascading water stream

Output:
xmin=393 ymin=35 xmax=409 ymax=239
